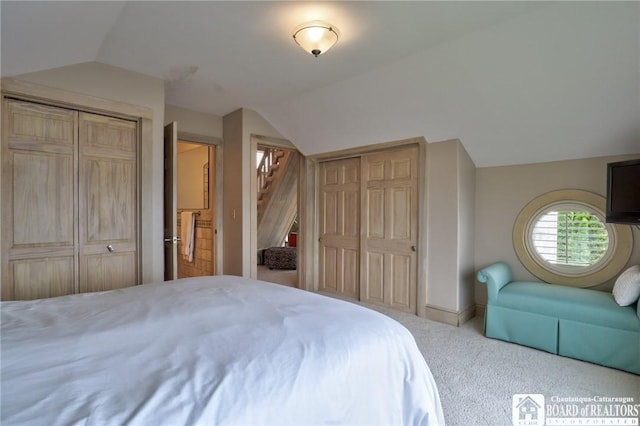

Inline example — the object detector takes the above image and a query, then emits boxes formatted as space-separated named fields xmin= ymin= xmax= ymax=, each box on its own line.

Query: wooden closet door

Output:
xmin=78 ymin=112 xmax=138 ymax=292
xmin=318 ymin=157 xmax=360 ymax=298
xmin=361 ymin=146 xmax=418 ymax=313
xmin=1 ymin=100 xmax=78 ymax=300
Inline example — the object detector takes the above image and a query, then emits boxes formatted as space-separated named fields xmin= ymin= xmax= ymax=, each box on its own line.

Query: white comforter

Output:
xmin=1 ymin=276 xmax=444 ymax=425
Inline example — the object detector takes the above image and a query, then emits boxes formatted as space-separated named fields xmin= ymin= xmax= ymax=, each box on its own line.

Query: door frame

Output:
xmin=174 ymin=130 xmax=224 ymax=277
xmin=249 ymin=134 xmax=300 ymax=281
xmin=303 ymin=137 xmax=428 ymax=317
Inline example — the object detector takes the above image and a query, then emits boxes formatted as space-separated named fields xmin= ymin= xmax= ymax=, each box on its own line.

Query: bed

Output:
xmin=1 ymin=275 xmax=444 ymax=425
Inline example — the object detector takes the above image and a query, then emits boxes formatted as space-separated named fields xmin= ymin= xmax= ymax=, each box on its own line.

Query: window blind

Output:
xmin=531 ymin=210 xmax=609 ymax=266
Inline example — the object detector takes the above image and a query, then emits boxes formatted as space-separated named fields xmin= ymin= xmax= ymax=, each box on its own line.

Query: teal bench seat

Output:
xmin=477 ymin=262 xmax=640 ymax=375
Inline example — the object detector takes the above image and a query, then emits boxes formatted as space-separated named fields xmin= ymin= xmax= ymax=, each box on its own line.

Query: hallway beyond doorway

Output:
xmin=257 ymin=265 xmax=297 ymax=288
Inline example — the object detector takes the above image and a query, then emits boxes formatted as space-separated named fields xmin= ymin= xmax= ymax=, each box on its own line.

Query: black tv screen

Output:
xmin=606 ymin=158 xmax=640 ymax=224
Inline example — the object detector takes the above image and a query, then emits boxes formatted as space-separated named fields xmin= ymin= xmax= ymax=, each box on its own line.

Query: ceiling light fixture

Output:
xmin=292 ymin=21 xmax=340 ymax=57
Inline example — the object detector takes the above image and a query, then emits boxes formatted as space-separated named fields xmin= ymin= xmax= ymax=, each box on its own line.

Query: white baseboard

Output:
xmin=424 ymin=304 xmax=476 ymax=327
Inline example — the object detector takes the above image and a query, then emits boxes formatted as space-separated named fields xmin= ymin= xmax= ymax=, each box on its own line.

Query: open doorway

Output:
xmin=171 ymin=140 xmax=216 ymax=278
xmin=255 ymin=144 xmax=299 ymax=287
xmin=164 ymin=122 xmax=222 ymax=281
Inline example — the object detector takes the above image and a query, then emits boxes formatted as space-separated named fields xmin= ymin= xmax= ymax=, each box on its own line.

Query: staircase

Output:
xmin=257 ymin=148 xmax=286 ymax=222
xmin=257 ymin=147 xmax=298 ymax=250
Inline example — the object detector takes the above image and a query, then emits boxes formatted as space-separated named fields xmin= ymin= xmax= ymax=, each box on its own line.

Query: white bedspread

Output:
xmin=1 ymin=276 xmax=444 ymax=425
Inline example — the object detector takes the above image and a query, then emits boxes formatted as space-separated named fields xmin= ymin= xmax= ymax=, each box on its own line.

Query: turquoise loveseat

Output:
xmin=477 ymin=262 xmax=640 ymax=375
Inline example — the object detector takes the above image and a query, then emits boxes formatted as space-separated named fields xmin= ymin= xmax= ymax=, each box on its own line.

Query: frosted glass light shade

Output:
xmin=292 ymin=21 xmax=339 ymax=57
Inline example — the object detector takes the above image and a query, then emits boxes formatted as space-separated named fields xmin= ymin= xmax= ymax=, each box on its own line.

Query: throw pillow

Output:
xmin=612 ymin=265 xmax=640 ymax=306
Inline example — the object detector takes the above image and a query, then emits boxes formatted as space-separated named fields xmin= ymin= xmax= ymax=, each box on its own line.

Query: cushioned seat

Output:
xmin=478 ymin=262 xmax=640 ymax=375
xmin=496 ymin=282 xmax=640 ymax=331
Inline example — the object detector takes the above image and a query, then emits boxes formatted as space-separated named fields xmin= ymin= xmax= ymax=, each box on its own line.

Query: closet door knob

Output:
xmin=411 ymin=245 xmax=416 ymax=252
xmin=107 ymin=244 xmax=115 ymax=253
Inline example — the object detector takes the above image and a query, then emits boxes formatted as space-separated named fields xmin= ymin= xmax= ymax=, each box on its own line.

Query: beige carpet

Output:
xmin=255 ymin=277 xmax=639 ymax=425
xmin=256 ymin=265 xmax=297 ymax=287
xmin=361 ymin=302 xmax=640 ymax=426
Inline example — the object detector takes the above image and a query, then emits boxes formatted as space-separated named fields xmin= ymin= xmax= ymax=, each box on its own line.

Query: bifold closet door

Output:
xmin=1 ymin=100 xmax=78 ymax=300
xmin=361 ymin=146 xmax=418 ymax=313
xmin=318 ymin=157 xmax=360 ymax=298
xmin=2 ymin=99 xmax=140 ymax=300
xmin=78 ymin=112 xmax=138 ymax=292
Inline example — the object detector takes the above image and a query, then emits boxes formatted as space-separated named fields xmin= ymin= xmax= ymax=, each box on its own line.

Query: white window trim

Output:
xmin=513 ymin=189 xmax=633 ymax=288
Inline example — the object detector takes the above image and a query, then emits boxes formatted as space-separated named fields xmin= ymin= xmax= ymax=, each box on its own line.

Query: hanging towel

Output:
xmin=181 ymin=211 xmax=196 ymax=262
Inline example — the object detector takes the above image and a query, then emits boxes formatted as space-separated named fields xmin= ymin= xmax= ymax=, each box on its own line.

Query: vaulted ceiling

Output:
xmin=2 ymin=1 xmax=638 ymax=167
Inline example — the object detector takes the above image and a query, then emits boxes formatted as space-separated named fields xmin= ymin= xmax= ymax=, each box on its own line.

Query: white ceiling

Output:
xmin=2 ymin=1 xmax=638 ymax=167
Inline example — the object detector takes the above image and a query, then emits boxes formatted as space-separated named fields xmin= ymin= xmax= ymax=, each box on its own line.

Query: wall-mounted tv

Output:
xmin=606 ymin=158 xmax=640 ymax=224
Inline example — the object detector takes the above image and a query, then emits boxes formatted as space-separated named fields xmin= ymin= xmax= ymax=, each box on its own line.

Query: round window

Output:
xmin=513 ymin=190 xmax=633 ymax=287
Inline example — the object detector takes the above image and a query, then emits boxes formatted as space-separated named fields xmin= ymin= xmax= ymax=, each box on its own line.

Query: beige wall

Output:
xmin=243 ymin=109 xmax=288 ymax=145
xmin=222 ymin=108 xmax=287 ymax=277
xmin=427 ymin=141 xmax=459 ymax=311
xmin=177 ymin=146 xmax=209 ymax=209
xmin=474 ymin=154 xmax=640 ymax=306
xmin=458 ymin=143 xmax=476 ymax=312
xmin=222 ymin=109 xmax=244 ymax=276
xmin=243 ymin=109 xmax=288 ymax=278
xmin=425 ymin=139 xmax=476 ymax=323
xmin=15 ymin=61 xmax=166 ymax=284
xmin=165 ymin=104 xmax=223 ymax=139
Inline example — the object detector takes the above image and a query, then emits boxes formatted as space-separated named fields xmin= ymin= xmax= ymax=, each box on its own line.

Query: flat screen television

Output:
xmin=606 ymin=158 xmax=640 ymax=224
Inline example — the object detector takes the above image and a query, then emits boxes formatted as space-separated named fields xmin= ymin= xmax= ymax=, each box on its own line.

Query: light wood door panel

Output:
xmin=7 ymin=100 xmax=76 ymax=146
xmin=319 ymin=157 xmax=360 ymax=298
xmin=390 ymin=253 xmax=413 ymax=310
xmin=78 ymin=112 xmax=138 ymax=292
xmin=364 ymin=251 xmax=385 ymax=303
xmin=361 ymin=146 xmax=418 ymax=313
xmin=366 ymin=188 xmax=385 ymax=239
xmin=83 ymin=157 xmax=136 ymax=242
xmin=1 ymin=100 xmax=78 ymax=300
xmin=342 ymin=248 xmax=359 ymax=296
xmin=321 ymin=246 xmax=338 ymax=292
xmin=12 ymin=258 xmax=75 ymax=300
xmin=2 ymin=99 xmax=140 ymax=300
xmin=81 ymin=112 xmax=137 ymax=153
xmin=80 ymin=253 xmax=137 ymax=293
xmin=12 ymin=151 xmax=74 ymax=246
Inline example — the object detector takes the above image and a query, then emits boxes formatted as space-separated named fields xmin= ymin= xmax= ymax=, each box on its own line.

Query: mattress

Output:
xmin=1 ymin=275 xmax=444 ymax=425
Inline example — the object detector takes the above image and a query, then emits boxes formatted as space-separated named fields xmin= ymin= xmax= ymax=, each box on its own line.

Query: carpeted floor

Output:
xmin=262 ymin=278 xmax=639 ymax=425
xmin=257 ymin=265 xmax=298 ymax=287
xmin=362 ymin=303 xmax=640 ymax=426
